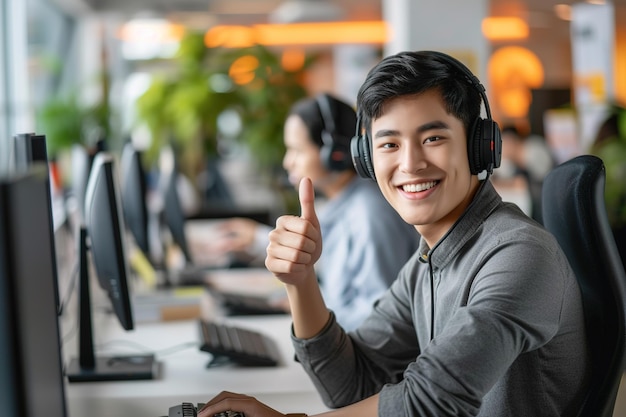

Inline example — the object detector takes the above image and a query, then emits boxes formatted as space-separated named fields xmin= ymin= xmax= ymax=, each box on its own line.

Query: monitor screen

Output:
xmin=13 ymin=133 xmax=46 ymax=173
xmin=0 ymin=164 xmax=68 ymax=417
xmin=84 ymin=152 xmax=134 ymax=330
xmin=120 ymin=142 xmax=150 ymax=258
xmin=12 ymin=132 xmax=62 ymax=312
xmin=65 ymin=152 xmax=156 ymax=382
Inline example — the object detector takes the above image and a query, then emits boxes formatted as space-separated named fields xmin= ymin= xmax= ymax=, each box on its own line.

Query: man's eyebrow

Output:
xmin=418 ymin=120 xmax=450 ymax=132
xmin=372 ymin=120 xmax=451 ymax=139
xmin=373 ymin=129 xmax=400 ymax=139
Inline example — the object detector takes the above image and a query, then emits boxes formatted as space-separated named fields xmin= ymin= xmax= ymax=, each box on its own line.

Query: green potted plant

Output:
xmin=135 ymin=32 xmax=313 ymax=213
xmin=135 ymin=31 xmax=241 ymax=180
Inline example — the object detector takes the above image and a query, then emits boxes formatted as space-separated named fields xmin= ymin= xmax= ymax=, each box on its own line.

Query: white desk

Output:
xmin=63 ymin=311 xmax=330 ymax=417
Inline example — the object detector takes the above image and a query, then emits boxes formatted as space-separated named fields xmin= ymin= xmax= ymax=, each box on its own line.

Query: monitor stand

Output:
xmin=66 ymin=227 xmax=158 ymax=383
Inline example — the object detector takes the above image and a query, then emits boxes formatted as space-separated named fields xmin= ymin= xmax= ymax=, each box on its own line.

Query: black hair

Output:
xmin=356 ymin=50 xmax=482 ymax=139
xmin=288 ymin=93 xmax=357 ymax=148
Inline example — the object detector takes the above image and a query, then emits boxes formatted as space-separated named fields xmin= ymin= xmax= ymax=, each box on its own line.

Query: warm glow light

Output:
xmin=482 ymin=17 xmax=529 ymax=41
xmin=554 ymin=4 xmax=572 ymax=21
xmin=616 ymin=27 xmax=626 ymax=104
xmin=118 ymin=18 xmax=186 ymax=60
xmin=118 ymin=19 xmax=186 ymax=43
xmin=205 ymin=21 xmax=389 ymax=48
xmin=229 ymin=55 xmax=259 ymax=85
xmin=205 ymin=25 xmax=255 ymax=48
xmin=489 ymin=47 xmax=544 ymax=119
xmin=281 ymin=48 xmax=306 ymax=72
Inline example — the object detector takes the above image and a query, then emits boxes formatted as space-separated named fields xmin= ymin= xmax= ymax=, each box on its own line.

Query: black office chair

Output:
xmin=541 ymin=154 xmax=626 ymax=417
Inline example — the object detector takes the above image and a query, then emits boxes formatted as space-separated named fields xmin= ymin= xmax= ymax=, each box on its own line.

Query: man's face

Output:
xmin=371 ymin=90 xmax=480 ymax=245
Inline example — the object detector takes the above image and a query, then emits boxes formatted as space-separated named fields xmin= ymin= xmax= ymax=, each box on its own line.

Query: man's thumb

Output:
xmin=299 ymin=177 xmax=318 ymax=224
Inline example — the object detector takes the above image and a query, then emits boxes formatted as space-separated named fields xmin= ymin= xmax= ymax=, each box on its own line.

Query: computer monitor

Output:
xmin=0 ymin=164 xmax=68 ymax=417
xmin=160 ymin=147 xmax=193 ymax=264
xmin=12 ymin=132 xmax=62 ymax=312
xmin=120 ymin=142 xmax=150 ymax=258
xmin=65 ymin=152 xmax=157 ymax=382
xmin=13 ymin=132 xmax=47 ymax=173
xmin=158 ymin=147 xmax=268 ymax=279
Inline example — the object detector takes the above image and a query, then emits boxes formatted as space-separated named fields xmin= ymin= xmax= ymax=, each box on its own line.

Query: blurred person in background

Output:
xmin=591 ymin=105 xmax=626 ymax=266
xmin=491 ymin=125 xmax=554 ymax=222
xmin=213 ymin=93 xmax=420 ymax=331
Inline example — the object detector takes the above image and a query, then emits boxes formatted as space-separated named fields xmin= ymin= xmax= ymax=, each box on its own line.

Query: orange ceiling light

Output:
xmin=482 ymin=17 xmax=529 ymax=41
xmin=489 ymin=46 xmax=544 ymax=119
xmin=229 ymin=55 xmax=260 ymax=85
xmin=554 ymin=4 xmax=572 ymax=21
xmin=281 ymin=48 xmax=306 ymax=72
xmin=205 ymin=21 xmax=389 ymax=48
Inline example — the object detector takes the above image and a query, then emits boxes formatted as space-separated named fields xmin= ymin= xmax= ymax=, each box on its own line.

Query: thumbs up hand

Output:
xmin=265 ymin=177 xmax=322 ymax=286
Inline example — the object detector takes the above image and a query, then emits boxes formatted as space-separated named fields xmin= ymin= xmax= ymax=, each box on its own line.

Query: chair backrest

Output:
xmin=541 ymin=154 xmax=626 ymax=417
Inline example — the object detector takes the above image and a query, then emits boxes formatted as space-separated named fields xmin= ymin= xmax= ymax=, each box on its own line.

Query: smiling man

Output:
xmin=199 ymin=51 xmax=591 ymax=417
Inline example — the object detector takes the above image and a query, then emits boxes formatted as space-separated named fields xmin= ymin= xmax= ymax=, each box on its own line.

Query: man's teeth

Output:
xmin=402 ymin=181 xmax=437 ymax=192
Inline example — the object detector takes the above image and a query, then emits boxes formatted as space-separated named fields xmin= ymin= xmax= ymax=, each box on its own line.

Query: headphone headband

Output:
xmin=424 ymin=50 xmax=492 ymax=120
xmin=350 ymin=50 xmax=502 ymax=180
xmin=316 ymin=94 xmax=337 ymax=134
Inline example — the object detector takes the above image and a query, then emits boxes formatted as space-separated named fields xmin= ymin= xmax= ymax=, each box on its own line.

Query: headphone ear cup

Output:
xmin=468 ymin=118 xmax=482 ymax=175
xmin=488 ymin=119 xmax=502 ymax=171
xmin=467 ymin=118 xmax=502 ymax=175
xmin=350 ymin=132 xmax=376 ymax=180
xmin=321 ymin=131 xmax=352 ymax=171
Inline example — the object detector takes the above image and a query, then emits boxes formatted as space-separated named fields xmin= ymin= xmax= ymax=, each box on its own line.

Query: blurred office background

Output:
xmin=0 ymin=0 xmax=625 ymax=227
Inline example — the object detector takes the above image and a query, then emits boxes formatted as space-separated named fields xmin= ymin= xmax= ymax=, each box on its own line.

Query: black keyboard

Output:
xmin=198 ymin=320 xmax=281 ymax=367
xmin=167 ymin=402 xmax=245 ymax=417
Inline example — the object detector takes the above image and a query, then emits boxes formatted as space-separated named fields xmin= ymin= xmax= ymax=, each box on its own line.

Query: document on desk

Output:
xmin=132 ymin=287 xmax=207 ymax=323
xmin=205 ymin=268 xmax=283 ymax=295
xmin=204 ymin=268 xmax=289 ymax=315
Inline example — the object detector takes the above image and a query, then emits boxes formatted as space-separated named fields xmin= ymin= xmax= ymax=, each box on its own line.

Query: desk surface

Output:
xmin=63 ymin=309 xmax=329 ymax=417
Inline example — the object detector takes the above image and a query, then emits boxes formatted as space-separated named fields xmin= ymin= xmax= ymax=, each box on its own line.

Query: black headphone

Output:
xmin=316 ymin=93 xmax=353 ymax=171
xmin=350 ymin=51 xmax=502 ymax=181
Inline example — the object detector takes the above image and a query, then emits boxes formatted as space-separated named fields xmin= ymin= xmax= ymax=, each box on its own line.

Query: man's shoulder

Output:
xmin=482 ymin=203 xmax=560 ymax=252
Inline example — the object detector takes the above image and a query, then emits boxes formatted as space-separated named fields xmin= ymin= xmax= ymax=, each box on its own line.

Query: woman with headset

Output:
xmin=214 ymin=93 xmax=420 ymax=331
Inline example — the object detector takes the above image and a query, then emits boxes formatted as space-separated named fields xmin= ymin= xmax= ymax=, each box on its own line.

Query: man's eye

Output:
xmin=381 ymin=142 xmax=397 ymax=149
xmin=424 ymin=136 xmax=442 ymax=144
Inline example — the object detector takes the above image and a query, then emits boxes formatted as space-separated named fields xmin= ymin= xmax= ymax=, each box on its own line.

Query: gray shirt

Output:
xmin=292 ymin=180 xmax=590 ymax=416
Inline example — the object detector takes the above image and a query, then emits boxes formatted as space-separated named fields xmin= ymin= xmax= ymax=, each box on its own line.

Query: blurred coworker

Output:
xmin=492 ymin=125 xmax=554 ymax=222
xmin=591 ymin=106 xmax=626 ymax=265
xmin=215 ymin=93 xmax=420 ymax=331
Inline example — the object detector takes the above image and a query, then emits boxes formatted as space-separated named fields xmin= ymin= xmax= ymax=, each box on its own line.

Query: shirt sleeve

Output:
xmin=291 ymin=260 xmax=421 ymax=408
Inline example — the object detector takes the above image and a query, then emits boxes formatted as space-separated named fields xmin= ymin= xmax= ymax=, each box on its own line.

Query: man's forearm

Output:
xmin=286 ymin=269 xmax=331 ymax=339
xmin=314 ymin=394 xmax=380 ymax=417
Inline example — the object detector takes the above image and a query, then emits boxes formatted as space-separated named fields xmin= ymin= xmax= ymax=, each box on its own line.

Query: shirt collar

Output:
xmin=418 ymin=180 xmax=502 ymax=266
